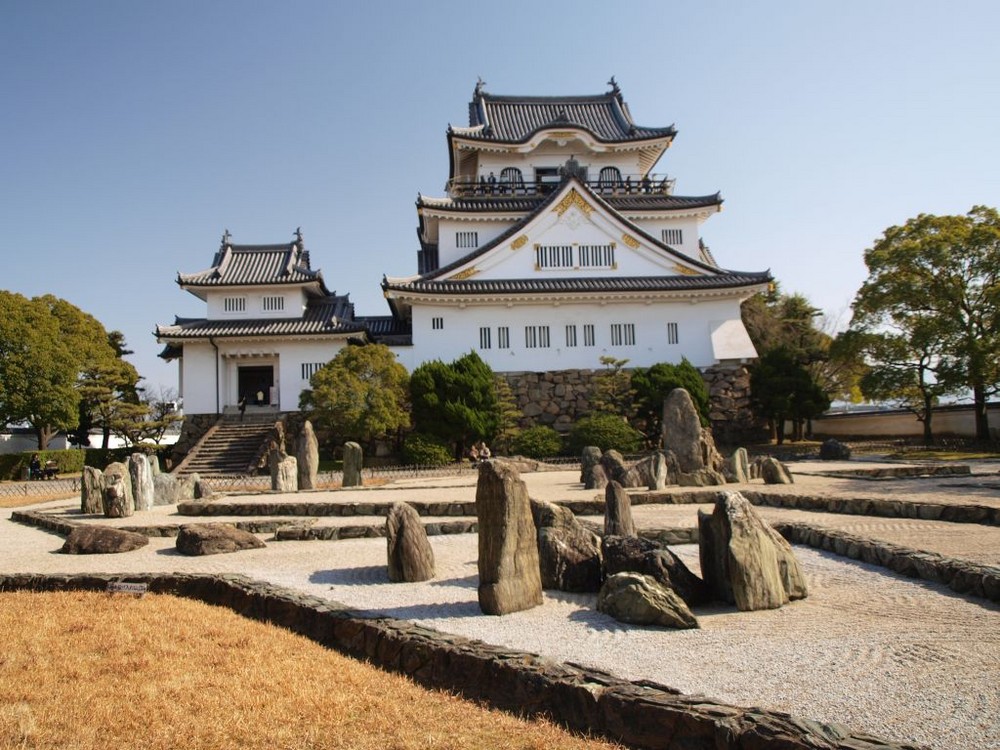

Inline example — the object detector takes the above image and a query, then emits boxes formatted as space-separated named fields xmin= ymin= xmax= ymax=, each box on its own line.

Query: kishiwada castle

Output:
xmin=156 ymin=81 xmax=772 ymax=438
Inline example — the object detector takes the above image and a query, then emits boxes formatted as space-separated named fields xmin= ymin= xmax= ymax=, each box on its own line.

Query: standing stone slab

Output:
xmin=273 ymin=455 xmax=298 ymax=492
xmin=476 ymin=460 xmax=543 ymax=615
xmin=101 ymin=462 xmax=134 ymax=518
xmin=724 ymin=447 xmax=751 ymax=484
xmin=661 ymin=388 xmax=706 ymax=473
xmin=343 ymin=441 xmax=363 ymax=488
xmin=81 ymin=466 xmax=104 ymax=515
xmin=128 ymin=454 xmax=155 ymax=512
xmin=604 ymin=481 xmax=636 ymax=538
xmin=698 ymin=491 xmax=808 ymax=611
xmin=386 ymin=502 xmax=435 ymax=582
xmin=297 ymin=420 xmax=320 ymax=490
xmin=599 ymin=449 xmax=629 ymax=486
xmin=580 ymin=446 xmax=604 ymax=489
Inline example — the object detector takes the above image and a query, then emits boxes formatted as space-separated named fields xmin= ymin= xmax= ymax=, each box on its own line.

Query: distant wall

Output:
xmin=812 ymin=403 xmax=1000 ymax=440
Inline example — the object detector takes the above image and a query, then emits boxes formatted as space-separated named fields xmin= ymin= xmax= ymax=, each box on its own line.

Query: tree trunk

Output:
xmin=35 ymin=425 xmax=57 ymax=450
xmin=973 ymin=384 xmax=990 ymax=441
xmin=921 ymin=393 xmax=934 ymax=446
xmin=102 ymin=424 xmax=111 ymax=450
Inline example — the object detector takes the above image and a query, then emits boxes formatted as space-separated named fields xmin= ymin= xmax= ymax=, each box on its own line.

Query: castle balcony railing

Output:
xmin=446 ymin=173 xmax=676 ymax=199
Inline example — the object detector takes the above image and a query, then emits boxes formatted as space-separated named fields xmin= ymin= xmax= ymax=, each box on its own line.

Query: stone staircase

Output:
xmin=175 ymin=415 xmax=277 ymax=477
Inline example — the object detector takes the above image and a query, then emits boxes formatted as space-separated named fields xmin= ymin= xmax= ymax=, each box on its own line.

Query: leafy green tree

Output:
xmin=750 ymin=347 xmax=831 ymax=444
xmin=492 ymin=375 xmax=522 ymax=455
xmin=589 ymin=356 xmax=636 ymax=418
xmin=0 ymin=292 xmax=79 ymax=448
xmin=850 ymin=206 xmax=1000 ymax=440
xmin=511 ymin=425 xmax=562 ymax=458
xmin=300 ymin=344 xmax=410 ymax=450
xmin=567 ymin=413 xmax=644 ymax=455
xmin=410 ymin=351 xmax=499 ymax=459
xmin=631 ymin=358 xmax=709 ymax=442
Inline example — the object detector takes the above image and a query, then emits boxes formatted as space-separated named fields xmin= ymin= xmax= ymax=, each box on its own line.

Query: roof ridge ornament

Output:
xmin=558 ymin=156 xmax=586 ymax=182
xmin=474 ymin=77 xmax=486 ymax=97
xmin=607 ymin=76 xmax=621 ymax=96
xmin=220 ymin=229 xmax=231 ymax=249
xmin=294 ymin=227 xmax=304 ymax=247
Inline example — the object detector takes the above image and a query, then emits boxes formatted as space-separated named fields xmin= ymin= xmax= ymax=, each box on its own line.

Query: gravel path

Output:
xmin=3 ymin=466 xmax=999 ymax=750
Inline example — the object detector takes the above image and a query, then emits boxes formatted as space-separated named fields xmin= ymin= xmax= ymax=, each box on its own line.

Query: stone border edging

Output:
xmin=177 ymin=499 xmax=478 ymax=517
xmin=0 ymin=572 xmax=925 ymax=750
xmin=774 ymin=522 xmax=1000 ymax=603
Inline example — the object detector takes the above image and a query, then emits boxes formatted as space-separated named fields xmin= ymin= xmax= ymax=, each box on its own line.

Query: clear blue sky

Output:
xmin=3 ymin=1 xmax=998 ymax=394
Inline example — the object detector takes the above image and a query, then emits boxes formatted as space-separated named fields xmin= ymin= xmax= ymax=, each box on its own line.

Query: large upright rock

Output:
xmin=580 ymin=446 xmax=606 ymax=489
xmin=597 ymin=572 xmax=699 ymax=629
xmin=386 ymin=502 xmax=435 ymax=582
xmin=476 ymin=460 xmax=543 ymax=615
xmin=128 ymin=454 xmax=155 ymax=511
xmin=604 ymin=481 xmax=636 ymax=537
xmin=297 ymin=420 xmax=320 ymax=490
xmin=662 ymin=388 xmax=726 ymax=479
xmin=724 ymin=447 xmax=751 ymax=484
xmin=624 ymin=451 xmax=676 ymax=490
xmin=342 ymin=442 xmax=363 ymax=488
xmin=758 ymin=456 xmax=794 ymax=485
xmin=101 ymin=462 xmax=134 ymax=518
xmin=152 ymin=472 xmax=198 ymax=506
xmin=698 ymin=491 xmax=808 ymax=611
xmin=530 ymin=498 xmax=602 ymax=592
xmin=599 ymin=449 xmax=629 ymax=485
xmin=81 ymin=466 xmax=104 ymax=515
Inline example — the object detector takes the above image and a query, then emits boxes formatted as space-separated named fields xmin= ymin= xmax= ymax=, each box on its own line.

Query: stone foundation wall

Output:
xmin=168 ymin=413 xmax=218 ymax=469
xmin=502 ymin=365 xmax=764 ymax=444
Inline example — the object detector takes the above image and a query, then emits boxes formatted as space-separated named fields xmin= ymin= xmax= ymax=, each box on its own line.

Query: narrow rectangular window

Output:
xmin=262 ymin=295 xmax=284 ymax=312
xmin=662 ymin=228 xmax=683 ymax=245
xmin=301 ymin=362 xmax=324 ymax=380
xmin=479 ymin=326 xmax=492 ymax=349
xmin=667 ymin=322 xmax=679 ymax=345
xmin=578 ymin=244 xmax=615 ymax=268
xmin=565 ymin=324 xmax=577 ymax=347
xmin=431 ymin=317 xmax=444 ymax=330
xmin=456 ymin=231 xmax=479 ymax=249
xmin=223 ymin=296 xmax=246 ymax=313
xmin=583 ymin=324 xmax=595 ymax=347
xmin=624 ymin=323 xmax=635 ymax=345
xmin=535 ymin=245 xmax=574 ymax=268
xmin=611 ymin=324 xmax=623 ymax=346
xmin=524 ymin=325 xmax=551 ymax=348
xmin=498 ymin=326 xmax=510 ymax=349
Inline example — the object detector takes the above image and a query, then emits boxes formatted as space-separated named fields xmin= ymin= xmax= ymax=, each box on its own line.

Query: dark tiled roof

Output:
xmin=155 ymin=297 xmax=360 ymax=340
xmin=417 ymin=193 xmax=722 ymax=213
xmin=383 ymin=272 xmax=772 ymax=297
xmin=178 ymin=239 xmax=329 ymax=292
xmin=355 ymin=315 xmax=411 ymax=337
xmin=457 ymin=87 xmax=676 ymax=144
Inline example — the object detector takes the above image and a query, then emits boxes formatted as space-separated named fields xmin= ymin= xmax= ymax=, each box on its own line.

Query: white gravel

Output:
xmin=3 ymin=469 xmax=998 ymax=750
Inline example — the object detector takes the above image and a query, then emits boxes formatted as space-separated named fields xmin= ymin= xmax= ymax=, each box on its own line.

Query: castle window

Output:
xmin=598 ymin=166 xmax=622 ymax=190
xmin=499 ymin=167 xmax=524 ymax=191
xmin=498 ymin=326 xmax=510 ymax=349
xmin=223 ymin=296 xmax=246 ymax=313
xmin=662 ymin=228 xmax=683 ymax=245
xmin=578 ymin=244 xmax=615 ymax=268
xmin=667 ymin=322 xmax=679 ymax=345
xmin=610 ymin=323 xmax=635 ymax=346
xmin=301 ymin=362 xmax=324 ymax=380
xmin=565 ymin=324 xmax=578 ymax=347
xmin=456 ymin=231 xmax=478 ymax=249
xmin=535 ymin=245 xmax=573 ymax=268
xmin=583 ymin=324 xmax=595 ymax=347
xmin=262 ymin=295 xmax=284 ymax=312
xmin=432 ymin=317 xmax=444 ymax=330
xmin=479 ymin=327 xmax=492 ymax=349
xmin=524 ymin=325 xmax=551 ymax=348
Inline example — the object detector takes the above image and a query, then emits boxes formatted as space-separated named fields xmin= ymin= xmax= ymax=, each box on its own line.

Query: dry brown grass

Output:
xmin=0 ymin=493 xmax=74 ymax=509
xmin=0 ymin=592 xmax=622 ymax=750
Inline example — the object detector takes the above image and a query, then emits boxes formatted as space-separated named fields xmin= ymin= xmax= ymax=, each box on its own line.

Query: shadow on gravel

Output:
xmin=365 ymin=600 xmax=483 ymax=621
xmin=309 ymin=565 xmax=389 ymax=586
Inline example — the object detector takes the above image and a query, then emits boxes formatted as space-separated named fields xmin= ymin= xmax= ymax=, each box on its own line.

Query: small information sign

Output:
xmin=106 ymin=581 xmax=148 ymax=597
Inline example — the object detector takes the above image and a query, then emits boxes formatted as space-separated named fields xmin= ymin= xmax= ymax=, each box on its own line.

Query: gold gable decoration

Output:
xmin=621 ymin=233 xmax=640 ymax=249
xmin=553 ymin=189 xmax=593 ymax=217
xmin=673 ymin=264 xmax=701 ymax=276
xmin=448 ymin=267 xmax=479 ymax=281
xmin=511 ymin=235 xmax=528 ymax=250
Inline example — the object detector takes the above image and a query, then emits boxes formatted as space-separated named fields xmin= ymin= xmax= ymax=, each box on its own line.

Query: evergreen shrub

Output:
xmin=401 ymin=433 xmax=453 ymax=466
xmin=510 ymin=425 xmax=563 ymax=459
xmin=567 ymin=414 xmax=643 ymax=455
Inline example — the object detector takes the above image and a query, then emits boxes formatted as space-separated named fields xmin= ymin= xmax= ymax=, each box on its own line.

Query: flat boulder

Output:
xmin=758 ymin=457 xmax=794 ymax=484
xmin=386 ymin=502 xmax=435 ymax=582
xmin=602 ymin=534 xmax=711 ymax=606
xmin=820 ymin=438 xmax=851 ymax=461
xmin=476 ymin=460 xmax=543 ymax=615
xmin=698 ymin=491 xmax=807 ymax=611
xmin=60 ymin=525 xmax=149 ymax=555
xmin=176 ymin=524 xmax=266 ymax=556
xmin=597 ymin=572 xmax=699 ymax=629
xmin=531 ymin=498 xmax=602 ymax=592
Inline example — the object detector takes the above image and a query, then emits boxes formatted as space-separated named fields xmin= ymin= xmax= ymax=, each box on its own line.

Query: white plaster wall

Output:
xmin=436 ymin=218 xmax=518 ymax=268
xmin=205 ymin=287 xmax=308 ymax=320
xmin=275 ymin=340 xmax=348 ymax=409
xmin=629 ymin=217 xmax=705 ymax=260
xmin=179 ymin=342 xmax=220 ymax=414
xmin=407 ymin=297 xmax=749 ymax=371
